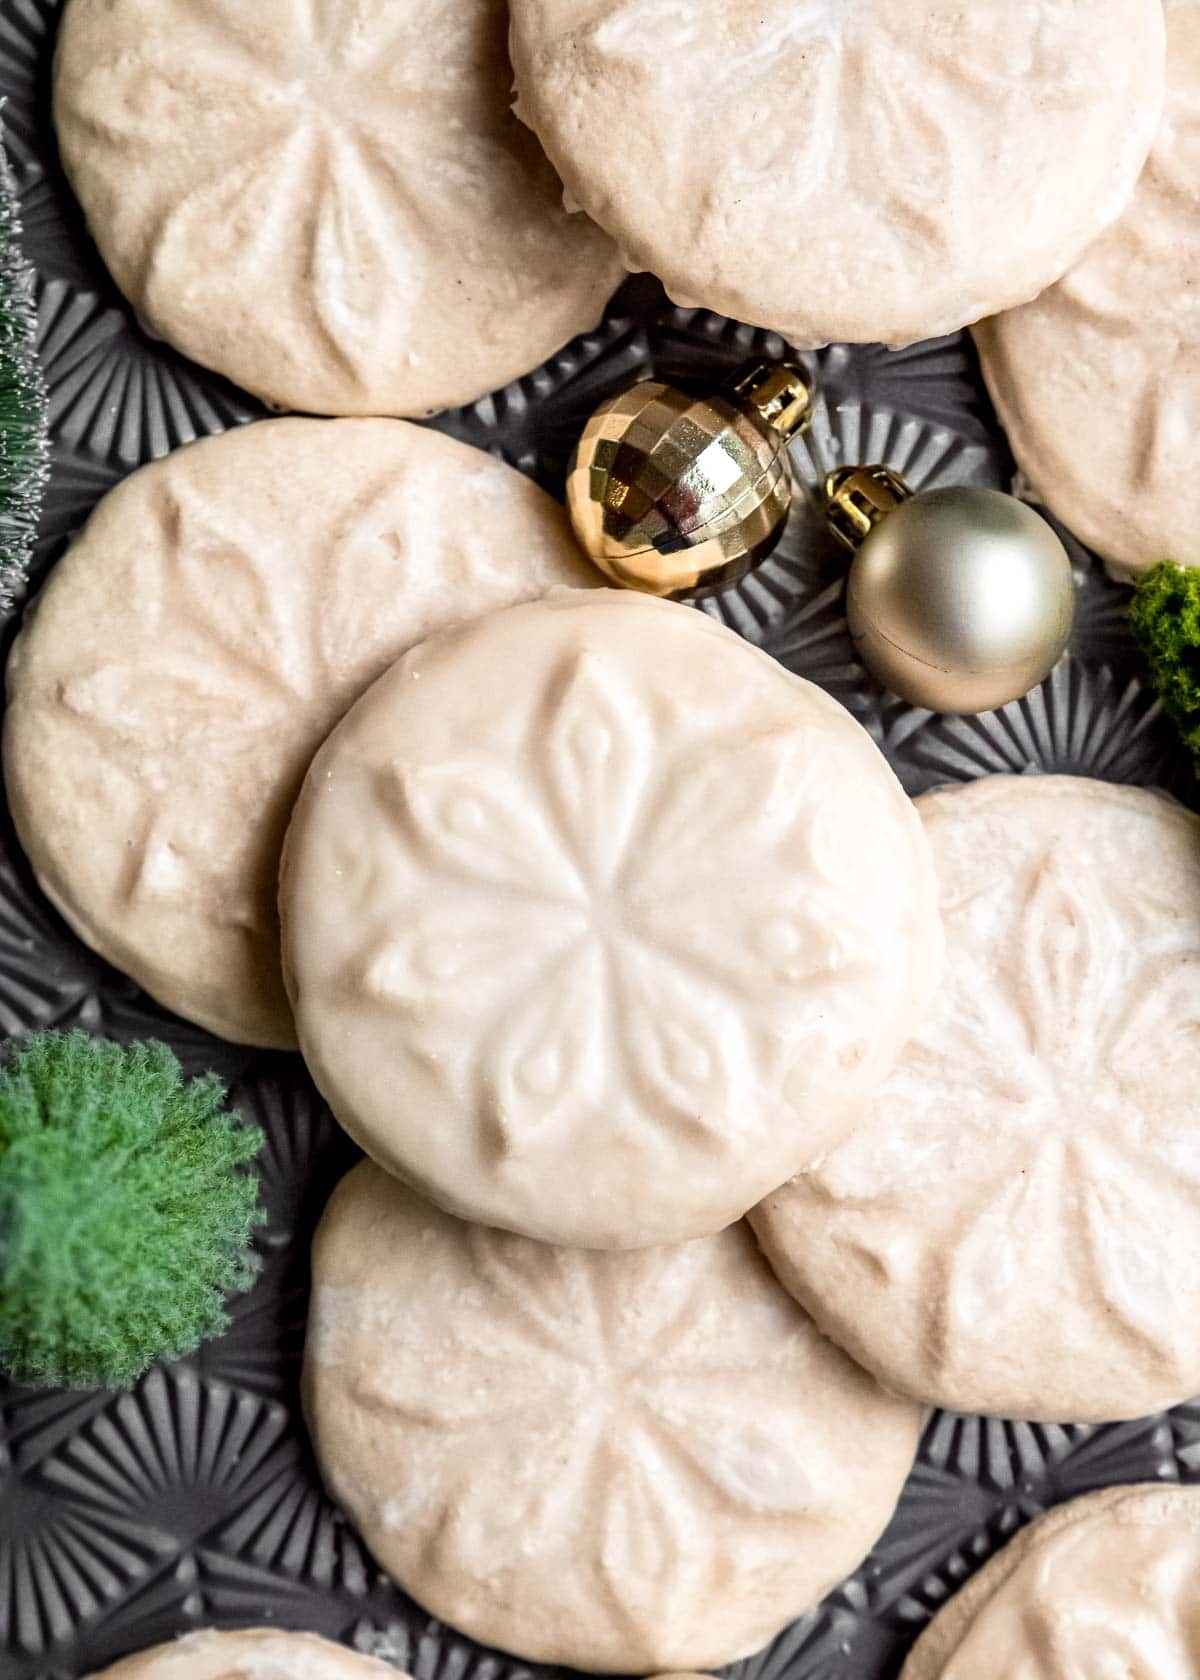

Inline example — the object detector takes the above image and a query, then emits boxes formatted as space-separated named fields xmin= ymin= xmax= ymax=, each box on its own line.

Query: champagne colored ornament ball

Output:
xmin=830 ymin=470 xmax=1075 ymax=715
xmin=567 ymin=361 xmax=811 ymax=600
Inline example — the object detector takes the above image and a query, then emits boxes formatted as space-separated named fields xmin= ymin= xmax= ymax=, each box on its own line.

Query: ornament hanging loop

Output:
xmin=826 ymin=465 xmax=913 ymax=550
xmin=727 ymin=360 xmax=812 ymax=441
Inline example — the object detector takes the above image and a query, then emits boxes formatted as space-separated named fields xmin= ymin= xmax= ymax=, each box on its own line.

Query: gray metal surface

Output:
xmin=0 ymin=3 xmax=1191 ymax=1677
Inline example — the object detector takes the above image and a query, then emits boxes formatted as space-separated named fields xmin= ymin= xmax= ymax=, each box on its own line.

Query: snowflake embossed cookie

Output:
xmin=974 ymin=0 xmax=1200 ymax=578
xmin=280 ymin=591 xmax=942 ymax=1248
xmin=4 ymin=419 xmax=597 ymax=1048
xmin=901 ymin=1486 xmax=1200 ymax=1680
xmin=305 ymin=1161 xmax=922 ymax=1672
xmin=509 ymin=0 xmax=1164 ymax=347
xmin=53 ymin=0 xmax=622 ymax=415
xmin=752 ymin=775 xmax=1200 ymax=1423
xmin=88 ymin=1629 xmax=410 ymax=1679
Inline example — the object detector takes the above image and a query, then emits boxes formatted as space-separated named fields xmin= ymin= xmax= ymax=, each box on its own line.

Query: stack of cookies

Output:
xmin=8 ymin=540 xmax=947 ymax=1666
xmin=10 ymin=0 xmax=1200 ymax=1674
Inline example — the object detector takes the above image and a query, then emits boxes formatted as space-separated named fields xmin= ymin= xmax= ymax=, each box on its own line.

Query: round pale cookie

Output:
xmin=280 ymin=590 xmax=942 ymax=1248
xmin=901 ymin=1485 xmax=1200 ymax=1680
xmin=87 ymin=1628 xmax=407 ymax=1680
xmin=53 ymin=0 xmax=622 ymax=417
xmin=752 ymin=775 xmax=1200 ymax=1423
xmin=4 ymin=418 xmax=596 ymax=1049
xmin=508 ymin=0 xmax=1164 ymax=349
xmin=974 ymin=0 xmax=1200 ymax=579
xmin=305 ymin=1161 xmax=923 ymax=1673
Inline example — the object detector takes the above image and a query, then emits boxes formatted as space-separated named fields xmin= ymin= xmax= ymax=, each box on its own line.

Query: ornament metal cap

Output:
xmin=825 ymin=465 xmax=912 ymax=549
xmin=726 ymin=360 xmax=812 ymax=441
xmin=566 ymin=359 xmax=812 ymax=601
xmin=824 ymin=467 xmax=1076 ymax=716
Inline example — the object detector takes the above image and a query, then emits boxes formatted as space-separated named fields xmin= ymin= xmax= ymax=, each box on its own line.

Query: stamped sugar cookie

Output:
xmin=53 ymin=0 xmax=623 ymax=417
xmin=508 ymin=0 xmax=1164 ymax=349
xmin=974 ymin=0 xmax=1200 ymax=579
xmin=4 ymin=418 xmax=596 ymax=1049
xmin=305 ymin=1161 xmax=923 ymax=1673
xmin=752 ymin=775 xmax=1200 ymax=1423
xmin=280 ymin=590 xmax=942 ymax=1248
xmin=88 ymin=1629 xmax=408 ymax=1680
xmin=901 ymin=1486 xmax=1200 ymax=1680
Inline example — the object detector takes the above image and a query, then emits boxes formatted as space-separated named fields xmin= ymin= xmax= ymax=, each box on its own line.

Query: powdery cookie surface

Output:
xmin=281 ymin=590 xmax=942 ymax=1248
xmin=53 ymin=0 xmax=622 ymax=417
xmin=305 ymin=1161 xmax=923 ymax=1673
xmin=974 ymin=0 xmax=1200 ymax=579
xmin=509 ymin=0 xmax=1164 ymax=349
xmin=87 ymin=1628 xmax=407 ymax=1680
xmin=901 ymin=1486 xmax=1200 ymax=1680
xmin=752 ymin=775 xmax=1200 ymax=1423
xmin=4 ymin=419 xmax=595 ymax=1049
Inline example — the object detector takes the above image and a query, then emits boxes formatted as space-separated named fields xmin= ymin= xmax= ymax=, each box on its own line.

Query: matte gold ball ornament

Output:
xmin=826 ymin=467 xmax=1076 ymax=715
xmin=566 ymin=360 xmax=812 ymax=599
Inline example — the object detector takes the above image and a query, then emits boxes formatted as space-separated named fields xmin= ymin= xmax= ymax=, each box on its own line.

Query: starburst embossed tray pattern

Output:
xmin=0 ymin=4 xmax=1195 ymax=1678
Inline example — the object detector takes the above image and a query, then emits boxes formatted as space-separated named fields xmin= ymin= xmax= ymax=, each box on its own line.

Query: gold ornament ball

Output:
xmin=566 ymin=361 xmax=811 ymax=600
xmin=839 ymin=480 xmax=1076 ymax=714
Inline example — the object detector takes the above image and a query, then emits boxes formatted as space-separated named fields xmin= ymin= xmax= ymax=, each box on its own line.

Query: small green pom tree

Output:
xmin=0 ymin=1032 xmax=264 ymax=1388
xmin=1130 ymin=561 xmax=1200 ymax=764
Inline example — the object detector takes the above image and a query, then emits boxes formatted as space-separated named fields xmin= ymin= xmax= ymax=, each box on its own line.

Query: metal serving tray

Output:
xmin=0 ymin=3 xmax=1194 ymax=1677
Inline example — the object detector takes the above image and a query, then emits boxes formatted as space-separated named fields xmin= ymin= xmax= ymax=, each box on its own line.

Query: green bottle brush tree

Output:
xmin=0 ymin=143 xmax=48 ymax=605
xmin=1130 ymin=561 xmax=1200 ymax=768
xmin=0 ymin=1032 xmax=264 ymax=1389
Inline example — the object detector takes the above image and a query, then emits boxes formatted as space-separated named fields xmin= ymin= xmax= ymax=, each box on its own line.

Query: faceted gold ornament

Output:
xmin=827 ymin=467 xmax=1076 ymax=715
xmin=567 ymin=360 xmax=812 ymax=599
